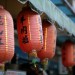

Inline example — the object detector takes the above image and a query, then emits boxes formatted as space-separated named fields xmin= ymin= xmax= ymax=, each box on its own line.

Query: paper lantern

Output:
xmin=0 ymin=5 xmax=14 ymax=63
xmin=37 ymin=20 xmax=57 ymax=60
xmin=17 ymin=6 xmax=43 ymax=54
xmin=62 ymin=40 xmax=75 ymax=67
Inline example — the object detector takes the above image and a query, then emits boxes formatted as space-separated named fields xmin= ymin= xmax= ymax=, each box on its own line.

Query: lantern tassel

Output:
xmin=29 ymin=50 xmax=37 ymax=58
xmin=41 ymin=58 xmax=48 ymax=70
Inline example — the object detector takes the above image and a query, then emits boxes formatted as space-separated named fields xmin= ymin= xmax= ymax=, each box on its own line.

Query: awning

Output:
xmin=18 ymin=0 xmax=75 ymax=36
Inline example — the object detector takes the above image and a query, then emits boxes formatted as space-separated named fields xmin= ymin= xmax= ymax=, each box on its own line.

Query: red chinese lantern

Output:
xmin=0 ymin=5 xmax=14 ymax=63
xmin=37 ymin=20 xmax=57 ymax=60
xmin=62 ymin=40 xmax=75 ymax=67
xmin=17 ymin=6 xmax=43 ymax=55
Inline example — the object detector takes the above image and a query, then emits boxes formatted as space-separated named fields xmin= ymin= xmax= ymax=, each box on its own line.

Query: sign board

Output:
xmin=0 ymin=71 xmax=4 ymax=75
xmin=6 ymin=70 xmax=26 ymax=75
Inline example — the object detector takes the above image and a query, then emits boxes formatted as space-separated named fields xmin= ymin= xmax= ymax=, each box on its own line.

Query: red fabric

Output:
xmin=37 ymin=20 xmax=57 ymax=60
xmin=62 ymin=41 xmax=75 ymax=67
xmin=17 ymin=7 xmax=43 ymax=53
xmin=0 ymin=6 xmax=14 ymax=63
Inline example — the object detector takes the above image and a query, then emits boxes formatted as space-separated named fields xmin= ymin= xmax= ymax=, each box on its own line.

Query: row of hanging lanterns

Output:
xmin=0 ymin=3 xmax=57 ymax=64
xmin=17 ymin=4 xmax=75 ymax=67
xmin=17 ymin=3 xmax=57 ymax=69
xmin=0 ymin=2 xmax=75 ymax=68
xmin=0 ymin=5 xmax=14 ymax=63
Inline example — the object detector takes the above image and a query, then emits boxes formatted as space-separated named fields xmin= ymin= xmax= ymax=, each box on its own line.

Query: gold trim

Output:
xmin=44 ymin=28 xmax=47 ymax=51
xmin=28 ymin=16 xmax=31 ymax=40
xmin=4 ymin=15 xmax=8 ymax=58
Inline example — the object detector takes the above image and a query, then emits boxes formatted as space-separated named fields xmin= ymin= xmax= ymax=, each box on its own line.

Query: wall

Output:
xmin=0 ymin=0 xmax=23 ymax=19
